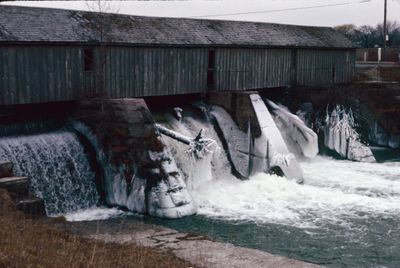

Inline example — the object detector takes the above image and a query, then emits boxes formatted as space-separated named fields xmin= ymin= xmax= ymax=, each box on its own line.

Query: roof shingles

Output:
xmin=0 ymin=5 xmax=355 ymax=48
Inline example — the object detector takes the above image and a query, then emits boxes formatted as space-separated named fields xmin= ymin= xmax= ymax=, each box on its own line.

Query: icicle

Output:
xmin=324 ymin=105 xmax=376 ymax=162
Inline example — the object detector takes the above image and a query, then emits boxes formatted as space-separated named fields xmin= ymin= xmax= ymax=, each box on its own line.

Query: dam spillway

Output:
xmin=0 ymin=130 xmax=99 ymax=215
xmin=0 ymin=92 xmax=380 ymax=217
xmin=0 ymin=89 xmax=399 ymax=267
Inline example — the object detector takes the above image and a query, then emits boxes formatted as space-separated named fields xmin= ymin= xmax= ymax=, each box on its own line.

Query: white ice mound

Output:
xmin=324 ymin=106 xmax=376 ymax=163
xmin=266 ymin=99 xmax=318 ymax=159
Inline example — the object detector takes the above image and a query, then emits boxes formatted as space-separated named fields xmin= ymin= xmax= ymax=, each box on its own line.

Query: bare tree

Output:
xmin=85 ymin=0 xmax=120 ymax=98
xmin=335 ymin=21 xmax=400 ymax=48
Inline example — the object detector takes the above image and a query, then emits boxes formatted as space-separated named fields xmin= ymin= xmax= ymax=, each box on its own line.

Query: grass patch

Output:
xmin=0 ymin=189 xmax=193 ymax=268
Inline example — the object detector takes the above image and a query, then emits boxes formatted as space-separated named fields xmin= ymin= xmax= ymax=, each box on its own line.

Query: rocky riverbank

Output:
xmin=60 ymin=216 xmax=323 ymax=268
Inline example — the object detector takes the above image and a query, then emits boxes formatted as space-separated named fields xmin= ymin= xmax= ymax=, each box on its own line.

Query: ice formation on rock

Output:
xmin=73 ymin=121 xmax=196 ymax=219
xmin=160 ymin=112 xmax=230 ymax=191
xmin=155 ymin=124 xmax=218 ymax=160
xmin=324 ymin=106 xmax=376 ymax=162
xmin=250 ymin=94 xmax=304 ymax=183
xmin=267 ymin=100 xmax=318 ymax=159
xmin=210 ymin=94 xmax=304 ymax=183
xmin=146 ymin=149 xmax=197 ymax=218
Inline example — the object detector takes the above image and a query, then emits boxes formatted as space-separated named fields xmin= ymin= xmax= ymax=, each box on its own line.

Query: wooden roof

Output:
xmin=0 ymin=5 xmax=355 ymax=49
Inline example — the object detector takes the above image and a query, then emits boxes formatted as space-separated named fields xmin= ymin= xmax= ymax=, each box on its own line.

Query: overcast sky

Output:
xmin=3 ymin=0 xmax=400 ymax=27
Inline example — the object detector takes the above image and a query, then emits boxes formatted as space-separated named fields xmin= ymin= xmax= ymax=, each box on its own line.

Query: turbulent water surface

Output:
xmin=65 ymin=155 xmax=400 ymax=267
xmin=4 ymin=116 xmax=400 ymax=267
xmin=65 ymin=109 xmax=400 ymax=267
xmin=147 ymin=156 xmax=400 ymax=267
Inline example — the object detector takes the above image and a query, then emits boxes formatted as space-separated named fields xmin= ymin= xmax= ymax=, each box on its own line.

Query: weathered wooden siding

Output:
xmin=296 ymin=49 xmax=355 ymax=86
xmin=214 ymin=48 xmax=355 ymax=91
xmin=0 ymin=46 xmax=84 ymax=105
xmin=0 ymin=46 xmax=208 ymax=105
xmin=214 ymin=48 xmax=293 ymax=91
xmin=0 ymin=45 xmax=354 ymax=106
xmin=101 ymin=47 xmax=208 ymax=98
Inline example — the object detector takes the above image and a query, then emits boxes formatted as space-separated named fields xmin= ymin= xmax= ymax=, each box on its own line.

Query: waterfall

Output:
xmin=0 ymin=130 xmax=99 ymax=215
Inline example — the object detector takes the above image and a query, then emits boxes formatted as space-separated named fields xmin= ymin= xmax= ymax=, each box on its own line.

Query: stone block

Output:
xmin=17 ymin=197 xmax=46 ymax=216
xmin=0 ymin=161 xmax=13 ymax=178
xmin=0 ymin=177 xmax=28 ymax=195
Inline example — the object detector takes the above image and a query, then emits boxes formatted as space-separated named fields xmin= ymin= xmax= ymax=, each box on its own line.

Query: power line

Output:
xmin=190 ymin=0 xmax=371 ymax=18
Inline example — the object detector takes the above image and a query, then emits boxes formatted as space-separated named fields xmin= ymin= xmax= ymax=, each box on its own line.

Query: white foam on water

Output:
xmin=191 ymin=156 xmax=400 ymax=229
xmin=64 ymin=207 xmax=132 ymax=222
xmin=161 ymin=108 xmax=400 ymax=230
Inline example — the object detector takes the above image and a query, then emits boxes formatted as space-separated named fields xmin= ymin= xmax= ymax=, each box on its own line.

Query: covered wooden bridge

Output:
xmin=0 ymin=5 xmax=355 ymax=106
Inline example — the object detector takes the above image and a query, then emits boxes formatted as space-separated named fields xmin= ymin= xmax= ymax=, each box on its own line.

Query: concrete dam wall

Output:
xmin=0 ymin=87 xmax=397 ymax=219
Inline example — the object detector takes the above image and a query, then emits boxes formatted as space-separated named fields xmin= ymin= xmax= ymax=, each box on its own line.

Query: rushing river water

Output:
xmin=139 ymin=156 xmax=400 ymax=268
xmin=64 ymin=107 xmax=400 ymax=267
xmin=65 ymin=154 xmax=400 ymax=267
xmin=3 ymin=115 xmax=399 ymax=266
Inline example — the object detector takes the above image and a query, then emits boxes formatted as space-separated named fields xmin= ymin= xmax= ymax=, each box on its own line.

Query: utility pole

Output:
xmin=383 ymin=0 xmax=387 ymax=61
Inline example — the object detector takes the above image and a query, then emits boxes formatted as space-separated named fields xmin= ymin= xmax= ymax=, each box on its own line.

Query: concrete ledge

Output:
xmin=207 ymin=91 xmax=261 ymax=136
xmin=0 ymin=177 xmax=28 ymax=195
xmin=67 ymin=219 xmax=323 ymax=268
xmin=17 ymin=197 xmax=46 ymax=216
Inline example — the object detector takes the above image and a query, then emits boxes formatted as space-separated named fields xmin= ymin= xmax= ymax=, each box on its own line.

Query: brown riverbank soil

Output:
xmin=0 ymin=189 xmax=192 ymax=268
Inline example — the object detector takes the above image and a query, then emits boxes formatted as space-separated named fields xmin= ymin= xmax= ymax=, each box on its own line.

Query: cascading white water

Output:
xmin=160 ymin=105 xmax=400 ymax=234
xmin=192 ymin=157 xmax=400 ymax=229
xmin=0 ymin=130 xmax=99 ymax=215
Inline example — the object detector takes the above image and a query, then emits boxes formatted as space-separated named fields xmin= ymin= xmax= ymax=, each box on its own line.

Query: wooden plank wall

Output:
xmin=296 ymin=49 xmax=355 ymax=86
xmin=0 ymin=45 xmax=355 ymax=106
xmin=0 ymin=46 xmax=83 ymax=105
xmin=214 ymin=48 xmax=292 ymax=91
xmin=214 ymin=48 xmax=355 ymax=90
xmin=101 ymin=47 xmax=208 ymax=98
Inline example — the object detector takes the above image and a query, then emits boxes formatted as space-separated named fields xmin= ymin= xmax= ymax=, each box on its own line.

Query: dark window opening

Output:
xmin=84 ymin=48 xmax=94 ymax=72
xmin=207 ymin=50 xmax=215 ymax=90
